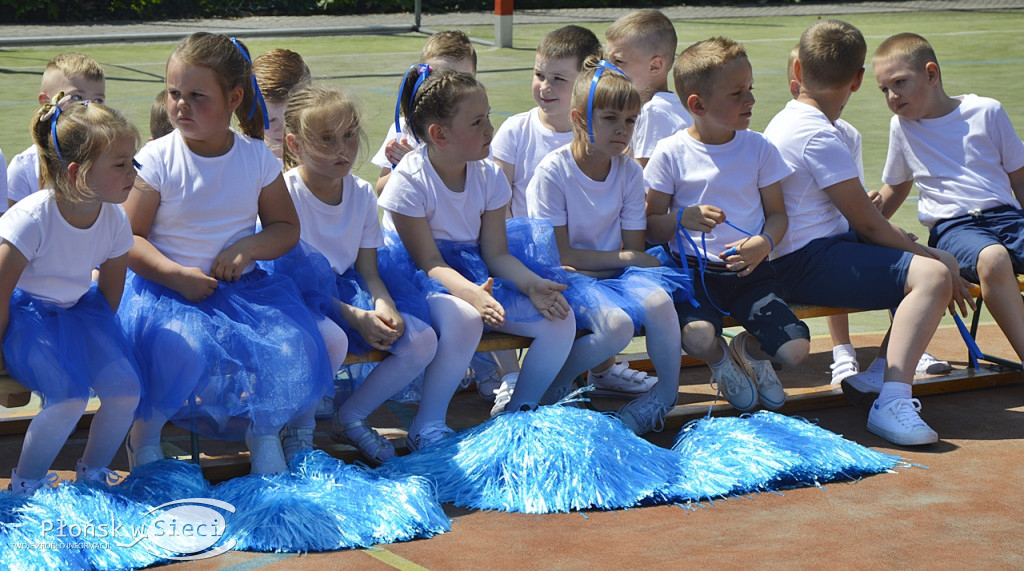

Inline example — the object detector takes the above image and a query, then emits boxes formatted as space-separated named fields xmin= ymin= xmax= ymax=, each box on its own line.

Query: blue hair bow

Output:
xmin=229 ymin=37 xmax=270 ymax=130
xmin=586 ymin=59 xmax=630 ymax=144
xmin=393 ymin=64 xmax=431 ymax=157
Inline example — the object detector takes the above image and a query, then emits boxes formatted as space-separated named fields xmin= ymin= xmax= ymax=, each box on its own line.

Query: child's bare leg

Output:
xmin=681 ymin=320 xmax=722 ymax=363
xmin=827 ymin=314 xmax=852 ymax=346
xmin=885 ymin=256 xmax=952 ymax=385
xmin=976 ymin=244 xmax=1024 ymax=360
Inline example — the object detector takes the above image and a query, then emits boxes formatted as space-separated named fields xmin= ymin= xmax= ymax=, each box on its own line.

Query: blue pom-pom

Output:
xmin=113 ymin=459 xmax=212 ymax=506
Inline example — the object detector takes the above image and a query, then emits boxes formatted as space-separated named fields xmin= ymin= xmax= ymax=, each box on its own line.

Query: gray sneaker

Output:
xmin=616 ymin=393 xmax=672 ymax=435
xmin=728 ymin=331 xmax=786 ymax=411
xmin=709 ymin=342 xmax=757 ymax=412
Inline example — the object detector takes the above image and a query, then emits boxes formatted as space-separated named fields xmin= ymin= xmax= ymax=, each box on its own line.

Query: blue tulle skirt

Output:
xmin=118 ymin=268 xmax=332 ymax=440
xmin=505 ymin=217 xmax=694 ymax=332
xmin=379 ymin=231 xmax=543 ymax=326
xmin=2 ymin=287 xmax=143 ymax=406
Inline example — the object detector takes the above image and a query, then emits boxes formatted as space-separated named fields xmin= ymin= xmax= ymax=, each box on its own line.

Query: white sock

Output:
xmin=877 ymin=381 xmax=912 ymax=406
xmin=832 ymin=343 xmax=856 ymax=365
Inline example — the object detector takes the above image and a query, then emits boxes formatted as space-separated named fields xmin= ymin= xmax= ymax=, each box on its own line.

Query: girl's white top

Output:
xmin=0 ymin=190 xmax=133 ymax=307
xmin=527 ymin=145 xmax=646 ymax=253
xmin=133 ymin=130 xmax=282 ymax=274
xmin=284 ymin=168 xmax=384 ymax=274
xmin=378 ymin=146 xmax=511 ymax=245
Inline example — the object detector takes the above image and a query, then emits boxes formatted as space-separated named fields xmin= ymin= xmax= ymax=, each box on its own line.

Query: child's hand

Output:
xmin=174 ymin=266 xmax=219 ymax=302
xmin=719 ymin=234 xmax=771 ymax=277
xmin=355 ymin=307 xmax=402 ymax=351
xmin=466 ymin=277 xmax=506 ymax=328
xmin=527 ymin=279 xmax=570 ymax=321
xmin=623 ymin=250 xmax=661 ymax=268
xmin=867 ymin=189 xmax=884 ymax=211
xmin=374 ymin=298 xmax=406 ymax=340
xmin=680 ymin=205 xmax=725 ymax=233
xmin=385 ymin=138 xmax=415 ymax=165
xmin=211 ymin=244 xmax=252 ymax=283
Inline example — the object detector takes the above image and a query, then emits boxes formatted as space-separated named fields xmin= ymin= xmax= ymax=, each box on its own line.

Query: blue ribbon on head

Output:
xmin=40 ymin=92 xmax=79 ymax=164
xmin=228 ymin=37 xmax=270 ymax=130
xmin=586 ymin=59 xmax=630 ymax=144
xmin=393 ymin=64 xmax=431 ymax=156
xmin=50 ymin=106 xmax=65 ymax=163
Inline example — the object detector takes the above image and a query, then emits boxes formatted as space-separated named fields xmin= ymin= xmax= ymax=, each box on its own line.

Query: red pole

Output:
xmin=495 ymin=0 xmax=513 ymax=16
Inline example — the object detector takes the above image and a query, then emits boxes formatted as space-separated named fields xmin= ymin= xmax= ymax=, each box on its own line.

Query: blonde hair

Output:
xmin=252 ymin=49 xmax=312 ymax=104
xmin=150 ymin=89 xmax=173 ymax=139
xmin=537 ymin=25 xmax=603 ymax=70
xmin=41 ymin=53 xmax=104 ymax=90
xmin=399 ymin=67 xmax=484 ymax=147
xmin=31 ymin=99 xmax=139 ymax=203
xmin=673 ymin=37 xmax=747 ymax=100
xmin=798 ymin=19 xmax=866 ymax=90
xmin=421 ymin=30 xmax=477 ymax=72
xmin=282 ymin=85 xmax=366 ymax=171
xmin=873 ymin=33 xmax=939 ymax=72
xmin=605 ymin=9 xmax=677 ymax=60
xmin=570 ymin=56 xmax=641 ymax=156
xmin=169 ymin=33 xmax=265 ymax=139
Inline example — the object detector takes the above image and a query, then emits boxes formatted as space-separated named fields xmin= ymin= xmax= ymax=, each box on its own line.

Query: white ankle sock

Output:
xmin=832 ymin=343 xmax=856 ymax=364
xmin=877 ymin=381 xmax=912 ymax=406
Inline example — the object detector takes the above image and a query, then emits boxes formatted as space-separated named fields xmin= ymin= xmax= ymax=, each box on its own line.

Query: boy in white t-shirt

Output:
xmin=7 ymin=53 xmax=106 ymax=208
xmin=646 ymin=37 xmax=809 ymax=413
xmin=0 ymin=149 xmax=7 ymax=215
xmin=873 ymin=32 xmax=1024 ymax=364
xmin=604 ymin=9 xmax=691 ymax=167
xmin=492 ymin=25 xmax=602 ymax=219
xmin=371 ymin=31 xmax=477 ymax=195
xmin=764 ymin=20 xmax=970 ymax=446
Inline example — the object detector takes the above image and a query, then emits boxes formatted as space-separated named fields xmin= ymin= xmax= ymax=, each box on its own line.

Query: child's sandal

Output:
xmin=331 ymin=418 xmax=396 ymax=464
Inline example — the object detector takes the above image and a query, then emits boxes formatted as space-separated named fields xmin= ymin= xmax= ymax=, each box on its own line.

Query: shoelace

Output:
xmin=890 ymin=398 xmax=928 ymax=428
xmin=626 ymin=397 xmax=670 ymax=433
xmin=15 ymin=472 xmax=60 ymax=494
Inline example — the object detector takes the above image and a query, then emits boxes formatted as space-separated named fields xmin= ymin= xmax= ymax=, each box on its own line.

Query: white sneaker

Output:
xmin=75 ymin=459 xmax=122 ymax=486
xmin=489 ymin=373 xmax=518 ymax=416
xmin=708 ymin=340 xmax=757 ymax=412
xmin=125 ymin=437 xmax=164 ymax=470
xmin=280 ymin=427 xmax=315 ymax=464
xmin=246 ymin=429 xmax=287 ymax=475
xmin=588 ymin=362 xmax=657 ymax=395
xmin=867 ymin=397 xmax=938 ymax=446
xmin=406 ymin=421 xmax=455 ymax=452
xmin=8 ymin=469 xmax=59 ymax=495
xmin=915 ymin=352 xmax=952 ymax=375
xmin=830 ymin=353 xmax=860 ymax=385
xmin=616 ymin=393 xmax=672 ymax=435
xmin=728 ymin=331 xmax=786 ymax=411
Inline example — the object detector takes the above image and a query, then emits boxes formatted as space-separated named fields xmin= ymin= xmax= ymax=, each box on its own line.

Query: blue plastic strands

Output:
xmin=228 ymin=37 xmax=270 ymax=130
xmin=669 ymin=412 xmax=902 ymax=497
xmin=586 ymin=60 xmax=630 ymax=143
xmin=378 ymin=403 xmax=695 ymax=514
xmin=112 ymin=459 xmax=212 ymax=507
xmin=210 ymin=450 xmax=449 ymax=552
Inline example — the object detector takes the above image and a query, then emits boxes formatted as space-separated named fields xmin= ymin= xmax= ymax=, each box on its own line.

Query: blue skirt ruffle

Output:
xmin=505 ymin=217 xmax=695 ymax=332
xmin=2 ymin=286 xmax=143 ymax=406
xmin=118 ymin=268 xmax=332 ymax=440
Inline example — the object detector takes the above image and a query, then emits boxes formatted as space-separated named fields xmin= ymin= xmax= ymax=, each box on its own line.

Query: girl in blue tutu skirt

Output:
xmin=119 ymin=33 xmax=332 ymax=475
xmin=273 ymin=85 xmax=439 ymax=464
xmin=0 ymin=97 xmax=142 ymax=494
xmin=377 ymin=67 xmax=577 ymax=450
xmin=524 ymin=58 xmax=689 ymax=435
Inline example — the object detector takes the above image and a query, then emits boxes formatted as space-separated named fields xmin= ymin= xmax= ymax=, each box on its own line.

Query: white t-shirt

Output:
xmin=378 ymin=146 xmax=511 ymax=245
xmin=763 ymin=100 xmax=862 ymax=258
xmin=284 ymin=168 xmax=384 ymax=274
xmin=527 ymin=145 xmax=646 ymax=253
xmin=7 ymin=145 xmax=40 ymax=204
xmin=133 ymin=130 xmax=282 ymax=274
xmin=632 ymin=91 xmax=691 ymax=160
xmin=0 ymin=190 xmax=133 ymax=307
xmin=370 ymin=119 xmax=423 ymax=171
xmin=0 ymin=148 xmax=8 ymax=213
xmin=882 ymin=94 xmax=1024 ymax=228
xmin=835 ymin=119 xmax=865 ymax=185
xmin=645 ymin=129 xmax=793 ymax=262
xmin=491 ymin=108 xmax=574 ymax=218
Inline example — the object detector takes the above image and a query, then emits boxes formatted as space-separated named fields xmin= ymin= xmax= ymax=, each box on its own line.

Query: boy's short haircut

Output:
xmin=673 ymin=37 xmax=747 ymax=100
xmin=605 ymin=9 xmax=677 ymax=60
xmin=786 ymin=44 xmax=799 ymax=80
xmin=798 ymin=19 xmax=866 ymax=90
xmin=873 ymin=32 xmax=938 ymax=71
xmin=421 ymin=30 xmax=477 ymax=71
xmin=150 ymin=89 xmax=174 ymax=139
xmin=42 ymin=52 xmax=105 ymax=86
xmin=537 ymin=25 xmax=603 ymax=70
xmin=252 ymin=48 xmax=312 ymax=103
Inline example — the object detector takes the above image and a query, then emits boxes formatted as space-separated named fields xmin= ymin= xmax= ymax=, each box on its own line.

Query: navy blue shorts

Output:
xmin=674 ymin=259 xmax=809 ymax=357
xmin=929 ymin=206 xmax=1024 ymax=284
xmin=772 ymin=231 xmax=912 ymax=310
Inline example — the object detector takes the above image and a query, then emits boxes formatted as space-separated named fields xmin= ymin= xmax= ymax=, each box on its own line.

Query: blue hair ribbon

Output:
xmin=393 ymin=64 xmax=431 ymax=161
xmin=586 ymin=59 xmax=630 ymax=144
xmin=229 ymin=37 xmax=270 ymax=130
xmin=40 ymin=92 xmax=77 ymax=164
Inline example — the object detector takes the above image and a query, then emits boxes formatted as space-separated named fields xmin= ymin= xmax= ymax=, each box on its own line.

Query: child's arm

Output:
xmin=1008 ymin=165 xmax=1024 ymax=207
xmin=390 ymin=210 xmax=506 ymax=328
xmin=0 ymin=240 xmax=28 ymax=373
xmin=877 ymin=180 xmax=914 ymax=220
xmin=373 ymin=139 xmax=416 ymax=196
xmin=480 ymin=207 xmax=570 ymax=321
xmin=211 ymin=173 xmax=300 ymax=282
xmin=96 ymin=253 xmax=129 ymax=312
xmin=645 ymin=188 xmax=726 ymax=243
xmin=123 ymin=178 xmax=219 ymax=302
xmin=333 ymin=247 xmax=405 ymax=351
xmin=554 ymin=226 xmax=659 ymax=276
xmin=719 ymin=181 xmax=786 ymax=277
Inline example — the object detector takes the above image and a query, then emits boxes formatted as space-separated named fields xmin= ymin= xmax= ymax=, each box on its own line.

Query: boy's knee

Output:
xmin=682 ymin=321 xmax=717 ymax=354
xmin=774 ymin=337 xmax=810 ymax=367
xmin=977 ymin=244 xmax=1014 ymax=280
